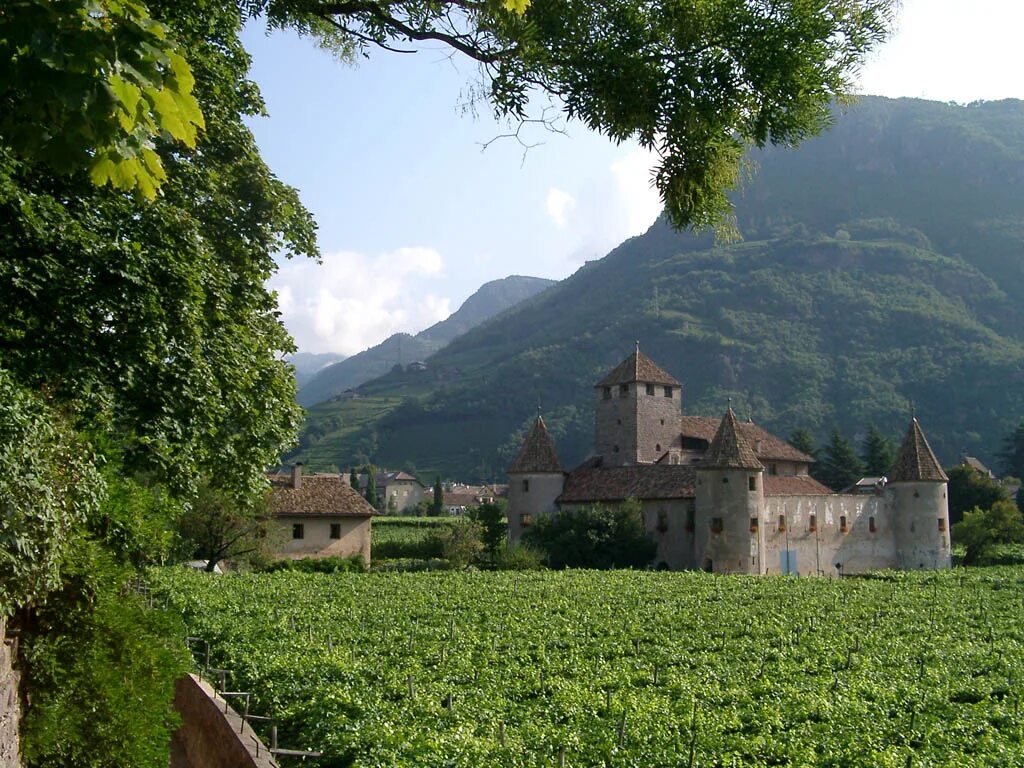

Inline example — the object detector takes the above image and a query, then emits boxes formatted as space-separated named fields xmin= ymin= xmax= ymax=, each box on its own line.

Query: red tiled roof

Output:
xmin=763 ymin=476 xmax=833 ymax=496
xmin=509 ymin=416 xmax=564 ymax=474
xmin=889 ymin=418 xmax=948 ymax=482
xmin=268 ymin=473 xmax=376 ymax=517
xmin=558 ymin=463 xmax=696 ymax=503
xmin=702 ymin=407 xmax=763 ymax=470
xmin=679 ymin=416 xmax=813 ymax=463
xmin=595 ymin=350 xmax=680 ymax=388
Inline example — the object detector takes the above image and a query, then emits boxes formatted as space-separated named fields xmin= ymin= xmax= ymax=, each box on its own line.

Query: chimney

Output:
xmin=292 ymin=463 xmax=303 ymax=490
xmin=754 ymin=439 xmax=763 ymax=454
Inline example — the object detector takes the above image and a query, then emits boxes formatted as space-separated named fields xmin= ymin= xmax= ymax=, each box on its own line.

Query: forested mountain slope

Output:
xmin=296 ymin=275 xmax=554 ymax=406
xmin=291 ymin=97 xmax=1024 ymax=480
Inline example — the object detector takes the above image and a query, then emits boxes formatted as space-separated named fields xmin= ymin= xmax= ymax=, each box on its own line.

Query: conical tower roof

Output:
xmin=701 ymin=405 xmax=763 ymax=470
xmin=509 ymin=416 xmax=564 ymax=474
xmin=596 ymin=348 xmax=680 ymax=388
xmin=889 ymin=417 xmax=948 ymax=482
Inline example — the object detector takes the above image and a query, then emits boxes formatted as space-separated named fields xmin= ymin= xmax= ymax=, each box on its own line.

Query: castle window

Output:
xmin=657 ymin=509 xmax=669 ymax=533
xmin=778 ymin=514 xmax=786 ymax=532
xmin=656 ymin=443 xmax=662 ymax=452
xmin=722 ymin=477 xmax=729 ymax=484
xmin=603 ymin=386 xmax=612 ymax=400
xmin=660 ymin=419 xmax=665 ymax=425
xmin=748 ymin=476 xmax=757 ymax=491
xmin=685 ymin=506 xmax=695 ymax=532
xmin=520 ymin=513 xmax=533 ymax=527
xmin=809 ymin=514 xmax=817 ymax=533
xmin=710 ymin=517 xmax=723 ymax=534
xmin=938 ymin=518 xmax=947 ymax=532
xmin=522 ymin=479 xmax=530 ymax=492
xmin=869 ymin=516 xmax=877 ymax=533
xmin=749 ymin=517 xmax=759 ymax=533
xmin=769 ymin=464 xmax=778 ymax=476
xmin=619 ymin=384 xmax=629 ymax=398
xmin=292 ymin=523 xmax=304 ymax=540
xmin=613 ymin=445 xmax=620 ymax=454
xmin=664 ymin=386 xmax=673 ymax=398
xmin=840 ymin=515 xmax=848 ymax=533
xmin=330 ymin=523 xmax=342 ymax=539
xmin=646 ymin=383 xmax=655 ymax=396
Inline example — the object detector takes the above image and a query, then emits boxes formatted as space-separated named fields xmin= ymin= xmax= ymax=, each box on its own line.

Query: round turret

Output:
xmin=887 ymin=416 xmax=951 ymax=569
xmin=506 ymin=416 xmax=566 ymax=544
xmin=694 ymin=405 xmax=765 ymax=574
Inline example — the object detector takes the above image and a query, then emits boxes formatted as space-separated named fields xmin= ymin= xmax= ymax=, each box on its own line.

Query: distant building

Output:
xmin=960 ymin=456 xmax=995 ymax=479
xmin=268 ymin=466 xmax=375 ymax=563
xmin=443 ymin=483 xmax=505 ymax=515
xmin=842 ymin=477 xmax=887 ymax=495
xmin=359 ymin=470 xmax=425 ymax=512
xmin=407 ymin=361 xmax=428 ymax=372
xmin=507 ymin=348 xmax=951 ymax=575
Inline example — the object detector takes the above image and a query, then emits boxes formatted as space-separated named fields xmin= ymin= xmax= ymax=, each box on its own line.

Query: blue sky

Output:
xmin=251 ymin=0 xmax=1024 ymax=355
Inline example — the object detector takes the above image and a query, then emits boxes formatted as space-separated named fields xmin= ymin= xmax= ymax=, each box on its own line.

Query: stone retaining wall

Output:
xmin=0 ymin=619 xmax=20 ymax=768
xmin=171 ymin=674 xmax=276 ymax=768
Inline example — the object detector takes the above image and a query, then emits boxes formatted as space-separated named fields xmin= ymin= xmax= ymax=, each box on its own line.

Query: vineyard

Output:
xmin=149 ymin=568 xmax=1024 ymax=767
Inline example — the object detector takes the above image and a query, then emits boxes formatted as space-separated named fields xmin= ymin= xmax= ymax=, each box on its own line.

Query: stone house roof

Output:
xmin=268 ymin=472 xmax=375 ymax=517
xmin=763 ymin=476 xmax=833 ymax=496
xmin=701 ymin=407 xmax=764 ymax=470
xmin=889 ymin=418 xmax=948 ymax=482
xmin=595 ymin=350 xmax=680 ymax=388
xmin=961 ymin=456 xmax=994 ymax=478
xmin=509 ymin=416 xmax=564 ymax=474
xmin=678 ymin=416 xmax=814 ymax=463
xmin=558 ymin=461 xmax=696 ymax=503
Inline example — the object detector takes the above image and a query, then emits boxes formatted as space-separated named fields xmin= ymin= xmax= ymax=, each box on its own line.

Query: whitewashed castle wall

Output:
xmin=507 ymin=473 xmax=564 ymax=544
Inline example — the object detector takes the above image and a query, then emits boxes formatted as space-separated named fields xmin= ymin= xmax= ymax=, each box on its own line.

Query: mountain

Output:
xmin=287 ymin=352 xmax=347 ymax=388
xmin=290 ymin=97 xmax=1024 ymax=481
xmin=295 ymin=275 xmax=555 ymax=407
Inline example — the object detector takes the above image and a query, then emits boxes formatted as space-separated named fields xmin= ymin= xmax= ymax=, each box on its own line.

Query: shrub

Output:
xmin=494 ymin=543 xmax=546 ymax=571
xmin=524 ymin=500 xmax=657 ymax=569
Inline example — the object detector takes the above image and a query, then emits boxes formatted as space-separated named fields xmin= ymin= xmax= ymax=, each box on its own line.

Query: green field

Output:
xmin=371 ymin=516 xmax=456 ymax=562
xmin=150 ymin=568 xmax=1024 ymax=767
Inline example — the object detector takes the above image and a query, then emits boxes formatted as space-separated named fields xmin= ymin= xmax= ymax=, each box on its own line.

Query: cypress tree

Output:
xmin=431 ymin=476 xmax=445 ymax=517
xmin=349 ymin=467 xmax=360 ymax=491
xmin=364 ymin=467 xmax=379 ymax=508
xmin=819 ymin=428 xmax=865 ymax=492
xmin=788 ymin=428 xmax=817 ymax=459
xmin=860 ymin=423 xmax=896 ymax=476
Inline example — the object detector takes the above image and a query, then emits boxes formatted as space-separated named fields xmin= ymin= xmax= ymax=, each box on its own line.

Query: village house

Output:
xmin=269 ymin=465 xmax=375 ymax=564
xmin=443 ymin=483 xmax=506 ymax=515
xmin=507 ymin=348 xmax=951 ymax=575
xmin=357 ymin=470 xmax=425 ymax=512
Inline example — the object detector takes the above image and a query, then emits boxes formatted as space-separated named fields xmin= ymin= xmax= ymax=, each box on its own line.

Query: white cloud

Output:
xmin=610 ymin=147 xmax=662 ymax=237
xmin=268 ymin=247 xmax=451 ymax=355
xmin=545 ymin=187 xmax=576 ymax=229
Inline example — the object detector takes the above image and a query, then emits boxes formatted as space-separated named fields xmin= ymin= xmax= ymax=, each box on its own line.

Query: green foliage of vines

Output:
xmin=153 ymin=567 xmax=1024 ymax=767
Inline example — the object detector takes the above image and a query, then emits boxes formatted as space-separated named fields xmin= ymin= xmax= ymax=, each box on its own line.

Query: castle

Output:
xmin=506 ymin=348 xmax=951 ymax=574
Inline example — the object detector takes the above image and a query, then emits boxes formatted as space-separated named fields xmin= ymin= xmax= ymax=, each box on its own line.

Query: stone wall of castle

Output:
xmin=594 ymin=385 xmax=681 ymax=466
xmin=761 ymin=493 xmax=896 ymax=575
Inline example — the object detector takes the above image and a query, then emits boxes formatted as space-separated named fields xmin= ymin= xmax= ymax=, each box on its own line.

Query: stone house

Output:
xmin=269 ymin=466 xmax=375 ymax=564
xmin=507 ymin=348 xmax=951 ymax=575
xmin=357 ymin=470 xmax=425 ymax=512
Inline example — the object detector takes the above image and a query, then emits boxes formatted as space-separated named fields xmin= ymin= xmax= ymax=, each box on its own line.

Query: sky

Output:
xmin=248 ymin=0 xmax=1024 ymax=356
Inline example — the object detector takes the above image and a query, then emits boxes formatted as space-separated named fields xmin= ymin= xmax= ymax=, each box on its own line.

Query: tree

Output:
xmin=176 ymin=482 xmax=274 ymax=572
xmin=952 ymin=500 xmax=1024 ymax=566
xmin=364 ymin=470 xmax=380 ymax=509
xmin=349 ymin=467 xmax=360 ymax=491
xmin=817 ymin=428 xmax=865 ymax=491
xmin=947 ymin=464 xmax=1011 ymax=526
xmin=789 ymin=428 xmax=817 ymax=460
xmin=997 ymin=422 xmax=1024 ymax=480
xmin=0 ymin=0 xmax=205 ymax=197
xmin=431 ymin=476 xmax=445 ymax=517
xmin=860 ymin=423 xmax=896 ymax=476
xmin=436 ymin=518 xmax=485 ymax=570
xmin=4 ymin=1 xmax=896 ymax=231
xmin=468 ymin=502 xmax=508 ymax=561
xmin=524 ymin=500 xmax=657 ymax=569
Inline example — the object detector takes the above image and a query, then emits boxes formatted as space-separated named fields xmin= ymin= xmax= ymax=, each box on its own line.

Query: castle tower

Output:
xmin=593 ymin=346 xmax=681 ymax=467
xmin=507 ymin=415 xmax=565 ymax=544
xmin=694 ymin=405 xmax=765 ymax=574
xmin=888 ymin=415 xmax=951 ymax=569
